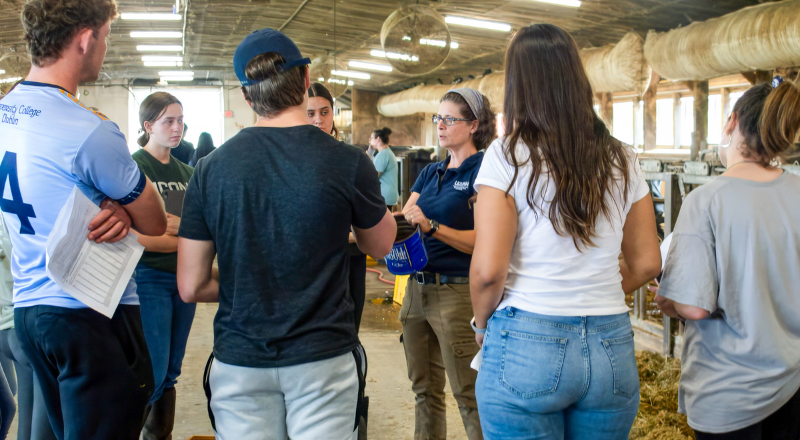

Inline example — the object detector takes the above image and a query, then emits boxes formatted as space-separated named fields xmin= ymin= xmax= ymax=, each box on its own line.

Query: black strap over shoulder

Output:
xmin=352 ymin=344 xmax=369 ymax=436
xmin=202 ymin=352 xmax=216 ymax=432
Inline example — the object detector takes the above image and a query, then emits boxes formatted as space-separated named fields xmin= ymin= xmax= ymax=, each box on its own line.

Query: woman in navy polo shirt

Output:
xmin=399 ymin=88 xmax=496 ymax=440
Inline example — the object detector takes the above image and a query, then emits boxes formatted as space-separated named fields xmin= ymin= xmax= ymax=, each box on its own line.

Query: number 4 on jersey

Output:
xmin=0 ymin=152 xmax=36 ymax=235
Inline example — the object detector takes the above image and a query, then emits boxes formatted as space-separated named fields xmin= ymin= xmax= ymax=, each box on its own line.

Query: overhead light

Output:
xmin=142 ymin=55 xmax=183 ymax=62
xmin=160 ymin=77 xmax=194 ymax=82
xmin=0 ymin=70 xmax=5 ymax=74
xmin=131 ymin=31 xmax=183 ymax=38
xmin=318 ymin=77 xmax=325 ymax=81
xmin=121 ymin=13 xmax=182 ymax=20
xmin=159 ymin=70 xmax=194 ymax=76
xmin=0 ymin=77 xmax=21 ymax=84
xmin=444 ymin=16 xmax=511 ymax=32
xmin=144 ymin=61 xmax=184 ymax=67
xmin=370 ymin=49 xmax=419 ymax=62
xmin=534 ymin=0 xmax=581 ymax=6
xmin=420 ymin=39 xmax=459 ymax=49
xmin=348 ymin=61 xmax=392 ymax=72
xmin=331 ymin=70 xmax=370 ymax=80
xmin=137 ymin=45 xmax=182 ymax=52
xmin=327 ymin=78 xmax=356 ymax=86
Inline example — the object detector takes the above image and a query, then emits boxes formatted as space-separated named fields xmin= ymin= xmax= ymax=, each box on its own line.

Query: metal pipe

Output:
xmin=279 ymin=0 xmax=313 ymax=32
xmin=182 ymin=0 xmax=190 ymax=55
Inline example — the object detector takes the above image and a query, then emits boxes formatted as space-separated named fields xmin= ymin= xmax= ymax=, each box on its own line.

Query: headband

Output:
xmin=446 ymin=88 xmax=485 ymax=119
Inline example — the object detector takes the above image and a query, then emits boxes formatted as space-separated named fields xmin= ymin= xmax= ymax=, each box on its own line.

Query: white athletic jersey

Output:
xmin=0 ymin=81 xmax=145 ymax=309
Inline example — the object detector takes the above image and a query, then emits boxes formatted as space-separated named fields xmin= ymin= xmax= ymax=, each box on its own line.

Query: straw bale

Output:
xmin=644 ymin=0 xmax=800 ymax=81
xmin=378 ymin=32 xmax=649 ymax=117
xmin=580 ymin=32 xmax=652 ymax=95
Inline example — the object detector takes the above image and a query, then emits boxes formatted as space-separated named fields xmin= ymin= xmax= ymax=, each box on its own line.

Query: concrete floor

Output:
xmin=7 ymin=267 xmax=469 ymax=440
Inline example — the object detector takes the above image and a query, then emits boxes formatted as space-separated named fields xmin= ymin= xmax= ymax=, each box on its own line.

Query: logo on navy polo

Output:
xmin=453 ymin=180 xmax=469 ymax=191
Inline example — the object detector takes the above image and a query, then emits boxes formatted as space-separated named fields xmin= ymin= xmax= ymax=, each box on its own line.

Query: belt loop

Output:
xmin=435 ymin=273 xmax=441 ymax=285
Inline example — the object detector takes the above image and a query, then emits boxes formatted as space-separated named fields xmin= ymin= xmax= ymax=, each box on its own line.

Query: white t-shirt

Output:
xmin=474 ymin=138 xmax=649 ymax=316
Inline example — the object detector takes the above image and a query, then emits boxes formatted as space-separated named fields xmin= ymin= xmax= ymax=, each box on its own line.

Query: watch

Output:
xmin=426 ymin=219 xmax=439 ymax=236
xmin=470 ymin=317 xmax=486 ymax=335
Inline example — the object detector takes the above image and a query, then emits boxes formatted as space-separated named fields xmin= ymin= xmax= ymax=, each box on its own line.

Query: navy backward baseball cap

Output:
xmin=233 ymin=28 xmax=311 ymax=86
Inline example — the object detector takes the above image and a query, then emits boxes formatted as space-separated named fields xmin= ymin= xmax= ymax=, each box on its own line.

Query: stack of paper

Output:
xmin=46 ymin=187 xmax=144 ymax=318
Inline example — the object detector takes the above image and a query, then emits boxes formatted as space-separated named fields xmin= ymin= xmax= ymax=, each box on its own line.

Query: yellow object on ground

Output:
xmin=366 ymin=256 xmax=378 ymax=267
xmin=393 ymin=275 xmax=409 ymax=305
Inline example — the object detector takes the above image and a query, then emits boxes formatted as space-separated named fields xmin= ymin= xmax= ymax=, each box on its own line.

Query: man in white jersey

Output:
xmin=0 ymin=1 xmax=167 ymax=438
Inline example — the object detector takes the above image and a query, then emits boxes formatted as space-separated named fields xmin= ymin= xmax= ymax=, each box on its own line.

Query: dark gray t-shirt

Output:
xmin=659 ymin=172 xmax=800 ymax=433
xmin=179 ymin=125 xmax=386 ymax=368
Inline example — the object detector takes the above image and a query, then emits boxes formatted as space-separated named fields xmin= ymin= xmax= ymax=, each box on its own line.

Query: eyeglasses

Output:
xmin=432 ymin=115 xmax=474 ymax=126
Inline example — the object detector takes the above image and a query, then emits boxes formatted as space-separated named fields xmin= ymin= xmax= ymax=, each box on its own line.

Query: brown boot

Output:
xmin=142 ymin=387 xmax=176 ymax=440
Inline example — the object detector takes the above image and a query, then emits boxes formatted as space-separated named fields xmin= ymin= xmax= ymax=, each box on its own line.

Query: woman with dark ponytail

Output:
xmin=657 ymin=78 xmax=800 ymax=439
xmin=368 ymin=127 xmax=398 ymax=208
xmin=132 ymin=91 xmax=196 ymax=440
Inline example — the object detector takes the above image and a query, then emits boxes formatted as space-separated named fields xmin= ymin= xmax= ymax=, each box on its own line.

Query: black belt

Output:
xmin=414 ymin=271 xmax=470 ymax=285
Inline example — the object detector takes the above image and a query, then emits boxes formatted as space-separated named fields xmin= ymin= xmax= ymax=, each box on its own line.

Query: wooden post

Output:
xmin=597 ymin=92 xmax=613 ymax=129
xmin=643 ymin=72 xmax=660 ymax=151
xmin=721 ymin=87 xmax=732 ymax=122
xmin=673 ymin=93 xmax=682 ymax=149
xmin=755 ymin=69 xmax=773 ymax=84
xmin=691 ymin=80 xmax=709 ymax=161
xmin=742 ymin=69 xmax=773 ymax=85
xmin=633 ymin=98 xmax=641 ymax=149
xmin=661 ymin=173 xmax=682 ymax=357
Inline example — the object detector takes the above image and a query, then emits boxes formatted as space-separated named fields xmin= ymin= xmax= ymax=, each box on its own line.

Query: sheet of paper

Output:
xmin=470 ymin=347 xmax=483 ymax=372
xmin=46 ymin=187 xmax=144 ymax=318
xmin=660 ymin=233 xmax=673 ymax=270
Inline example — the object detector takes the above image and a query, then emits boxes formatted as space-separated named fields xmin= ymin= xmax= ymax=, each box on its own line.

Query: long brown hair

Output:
xmin=503 ymin=24 xmax=631 ymax=250
xmin=308 ymin=82 xmax=339 ymax=139
xmin=731 ymin=79 xmax=800 ymax=165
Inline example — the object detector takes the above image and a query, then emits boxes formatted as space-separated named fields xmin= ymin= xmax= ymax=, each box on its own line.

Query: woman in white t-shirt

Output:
xmin=469 ymin=24 xmax=661 ymax=439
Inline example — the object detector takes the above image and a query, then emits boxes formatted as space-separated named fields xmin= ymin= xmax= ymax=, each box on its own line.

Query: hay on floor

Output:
xmin=631 ymin=351 xmax=694 ymax=440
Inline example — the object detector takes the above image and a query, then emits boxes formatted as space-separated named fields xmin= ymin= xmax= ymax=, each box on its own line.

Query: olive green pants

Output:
xmin=399 ymin=278 xmax=483 ymax=440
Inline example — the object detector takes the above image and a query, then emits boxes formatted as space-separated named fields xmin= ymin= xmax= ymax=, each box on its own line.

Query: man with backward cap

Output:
xmin=176 ymin=28 xmax=396 ymax=439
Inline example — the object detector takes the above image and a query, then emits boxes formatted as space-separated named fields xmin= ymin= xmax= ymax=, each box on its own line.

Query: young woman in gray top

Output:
xmin=657 ymin=78 xmax=800 ymax=439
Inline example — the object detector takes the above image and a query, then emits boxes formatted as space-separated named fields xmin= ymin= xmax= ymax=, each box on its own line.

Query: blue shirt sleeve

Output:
xmin=72 ymin=120 xmax=145 ymax=205
xmin=352 ymin=152 xmax=387 ymax=230
xmin=373 ymin=149 xmax=389 ymax=174
xmin=410 ymin=164 xmax=431 ymax=194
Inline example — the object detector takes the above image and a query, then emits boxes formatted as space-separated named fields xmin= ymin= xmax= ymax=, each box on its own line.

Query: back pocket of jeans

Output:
xmin=601 ymin=332 xmax=638 ymax=398
xmin=499 ymin=330 xmax=567 ymax=398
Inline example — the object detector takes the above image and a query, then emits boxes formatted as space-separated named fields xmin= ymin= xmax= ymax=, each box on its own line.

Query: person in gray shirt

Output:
xmin=657 ymin=78 xmax=800 ymax=439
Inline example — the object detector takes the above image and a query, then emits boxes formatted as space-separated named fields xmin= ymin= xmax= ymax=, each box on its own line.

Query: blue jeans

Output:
xmin=136 ymin=264 xmax=196 ymax=404
xmin=476 ymin=308 xmax=639 ymax=440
